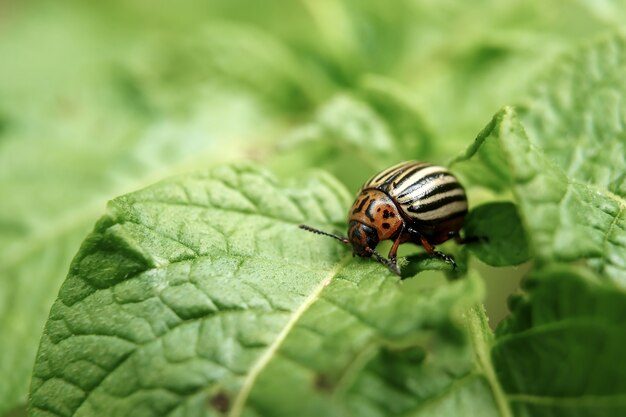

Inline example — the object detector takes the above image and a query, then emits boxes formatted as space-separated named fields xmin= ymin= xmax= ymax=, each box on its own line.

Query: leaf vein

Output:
xmin=226 ymin=254 xmax=352 ymax=417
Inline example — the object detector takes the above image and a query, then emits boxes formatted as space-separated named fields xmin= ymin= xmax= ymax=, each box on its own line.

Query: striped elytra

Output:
xmin=362 ymin=161 xmax=467 ymax=224
xmin=299 ymin=161 xmax=469 ymax=277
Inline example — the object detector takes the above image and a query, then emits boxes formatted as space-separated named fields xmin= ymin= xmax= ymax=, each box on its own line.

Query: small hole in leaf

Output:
xmin=313 ymin=374 xmax=334 ymax=393
xmin=209 ymin=391 xmax=231 ymax=414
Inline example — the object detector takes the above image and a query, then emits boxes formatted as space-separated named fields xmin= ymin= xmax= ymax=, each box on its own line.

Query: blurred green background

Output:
xmin=1 ymin=0 xmax=624 ymax=415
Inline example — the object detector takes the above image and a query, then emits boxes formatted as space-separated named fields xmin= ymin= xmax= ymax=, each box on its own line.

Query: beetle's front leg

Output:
xmin=387 ymin=225 xmax=405 ymax=268
xmin=387 ymin=238 xmax=401 ymax=266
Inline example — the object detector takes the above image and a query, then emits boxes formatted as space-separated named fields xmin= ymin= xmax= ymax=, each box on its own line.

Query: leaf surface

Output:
xmin=451 ymin=34 xmax=626 ymax=415
xmin=453 ymin=113 xmax=626 ymax=416
xmin=9 ymin=6 xmax=626 ymax=417
xmin=519 ymin=35 xmax=626 ymax=188
xmin=464 ymin=202 xmax=530 ymax=267
xmin=494 ymin=266 xmax=626 ymax=417
xmin=0 ymin=10 xmax=280 ymax=415
xmin=273 ymin=83 xmax=434 ymax=192
xmin=29 ymin=165 xmax=487 ymax=417
xmin=454 ymin=106 xmax=626 ymax=284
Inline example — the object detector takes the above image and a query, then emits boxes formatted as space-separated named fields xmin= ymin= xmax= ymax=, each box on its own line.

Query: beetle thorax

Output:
xmin=347 ymin=189 xmax=404 ymax=247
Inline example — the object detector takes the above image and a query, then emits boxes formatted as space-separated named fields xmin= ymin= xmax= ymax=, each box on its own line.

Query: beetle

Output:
xmin=300 ymin=161 xmax=469 ymax=276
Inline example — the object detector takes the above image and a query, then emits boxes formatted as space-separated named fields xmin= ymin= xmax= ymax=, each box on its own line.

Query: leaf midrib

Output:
xmin=493 ymin=317 xmax=625 ymax=348
xmin=466 ymin=305 xmax=514 ymax=417
xmin=508 ymin=392 xmax=626 ymax=407
xmin=227 ymin=253 xmax=353 ymax=417
xmin=41 ymin=252 xmax=347 ymax=417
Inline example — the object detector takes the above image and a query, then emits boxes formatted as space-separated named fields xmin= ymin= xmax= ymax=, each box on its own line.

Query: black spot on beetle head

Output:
xmin=382 ymin=223 xmax=391 ymax=229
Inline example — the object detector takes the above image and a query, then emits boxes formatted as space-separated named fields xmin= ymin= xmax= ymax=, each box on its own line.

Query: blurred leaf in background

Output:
xmin=1 ymin=0 xmax=626 ymax=416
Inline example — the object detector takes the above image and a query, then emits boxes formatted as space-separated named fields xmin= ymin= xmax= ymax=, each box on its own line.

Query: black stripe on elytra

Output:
xmin=368 ymin=162 xmax=412 ymax=187
xmin=370 ymin=165 xmax=401 ymax=184
xmin=407 ymin=194 xmax=467 ymax=214
xmin=420 ymin=180 xmax=463 ymax=200
xmin=412 ymin=208 xmax=467 ymax=225
xmin=397 ymin=172 xmax=447 ymax=199
xmin=379 ymin=167 xmax=409 ymax=189
xmin=392 ymin=164 xmax=430 ymax=189
xmin=352 ymin=195 xmax=370 ymax=214
xmin=365 ymin=199 xmax=377 ymax=221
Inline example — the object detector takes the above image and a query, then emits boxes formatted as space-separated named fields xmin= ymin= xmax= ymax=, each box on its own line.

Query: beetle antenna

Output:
xmin=299 ymin=224 xmax=350 ymax=245
xmin=367 ymin=248 xmax=401 ymax=276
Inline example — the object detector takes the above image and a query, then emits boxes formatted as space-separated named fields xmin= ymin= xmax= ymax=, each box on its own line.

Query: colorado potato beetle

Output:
xmin=300 ymin=161 xmax=469 ymax=276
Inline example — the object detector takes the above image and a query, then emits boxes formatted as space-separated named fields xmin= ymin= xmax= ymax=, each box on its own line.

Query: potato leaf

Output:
xmin=464 ymin=202 xmax=530 ymax=267
xmin=29 ymin=165 xmax=486 ymax=417
xmin=453 ymin=107 xmax=626 ymax=283
xmin=494 ymin=266 xmax=626 ymax=417
xmin=519 ymin=35 xmax=626 ymax=188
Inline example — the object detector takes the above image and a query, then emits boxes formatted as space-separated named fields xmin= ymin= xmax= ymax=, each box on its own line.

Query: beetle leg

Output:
xmin=387 ymin=224 xmax=404 ymax=267
xmin=421 ymin=237 xmax=457 ymax=269
xmin=388 ymin=238 xmax=401 ymax=265
xmin=407 ymin=227 xmax=456 ymax=269
xmin=433 ymin=250 xmax=457 ymax=269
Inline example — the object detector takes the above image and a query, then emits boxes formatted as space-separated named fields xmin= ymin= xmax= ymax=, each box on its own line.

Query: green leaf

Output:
xmin=273 ymin=94 xmax=402 ymax=191
xmin=0 ymin=96 xmax=270 ymax=417
xmin=453 ymin=106 xmax=626 ymax=283
xmin=494 ymin=266 xmax=626 ymax=417
xmin=29 ymin=164 xmax=486 ymax=417
xmin=401 ymin=254 xmax=457 ymax=277
xmin=282 ymin=93 xmax=398 ymax=158
xmin=0 ymin=26 xmax=279 ymax=417
xmin=464 ymin=202 xmax=530 ymax=267
xmin=124 ymin=22 xmax=323 ymax=116
xmin=394 ymin=0 xmax=617 ymax=152
xmin=273 ymin=82 xmax=435 ymax=192
xmin=519 ymin=34 xmax=626 ymax=188
xmin=449 ymin=33 xmax=626 ymax=417
xmin=358 ymin=75 xmax=435 ymax=158
xmin=9 ymin=4 xmax=626 ymax=417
